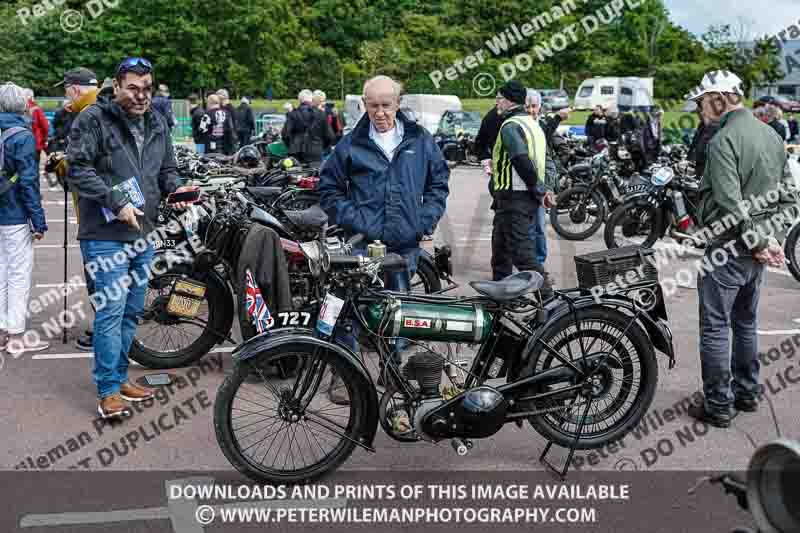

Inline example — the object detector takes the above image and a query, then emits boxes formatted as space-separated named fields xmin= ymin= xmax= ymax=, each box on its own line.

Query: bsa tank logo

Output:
xmin=404 ymin=318 xmax=431 ymax=328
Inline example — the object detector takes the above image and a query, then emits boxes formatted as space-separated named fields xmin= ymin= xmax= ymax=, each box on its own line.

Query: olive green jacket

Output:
xmin=697 ymin=108 xmax=798 ymax=251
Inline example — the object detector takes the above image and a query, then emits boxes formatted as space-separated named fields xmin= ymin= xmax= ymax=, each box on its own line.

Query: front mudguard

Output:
xmin=512 ymin=290 xmax=675 ymax=380
xmin=233 ymin=328 xmax=379 ymax=450
xmin=621 ymin=193 xmax=669 ymax=239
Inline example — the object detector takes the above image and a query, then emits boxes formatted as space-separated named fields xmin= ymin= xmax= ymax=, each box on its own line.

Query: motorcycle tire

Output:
xmin=522 ymin=307 xmax=658 ymax=450
xmin=412 ymin=255 xmax=443 ymax=294
xmin=214 ymin=344 xmax=370 ymax=484
xmin=550 ymin=186 xmax=607 ymax=241
xmin=129 ymin=265 xmax=234 ymax=369
xmin=785 ymin=221 xmax=800 ymax=283
xmin=604 ymin=203 xmax=664 ymax=250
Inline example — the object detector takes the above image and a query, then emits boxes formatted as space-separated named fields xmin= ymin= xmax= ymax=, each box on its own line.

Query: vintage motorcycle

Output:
xmin=214 ymin=243 xmax=675 ymax=484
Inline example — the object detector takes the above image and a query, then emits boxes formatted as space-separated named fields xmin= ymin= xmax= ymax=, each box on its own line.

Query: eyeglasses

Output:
xmin=115 ymin=57 xmax=153 ymax=76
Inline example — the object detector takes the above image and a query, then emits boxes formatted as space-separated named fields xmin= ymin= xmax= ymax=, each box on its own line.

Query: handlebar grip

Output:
xmin=379 ymin=253 xmax=407 ymax=272
xmin=346 ymin=233 xmax=365 ymax=247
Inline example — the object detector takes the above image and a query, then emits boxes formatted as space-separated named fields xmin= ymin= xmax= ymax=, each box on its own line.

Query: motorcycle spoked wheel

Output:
xmin=520 ymin=307 xmax=658 ymax=450
xmin=129 ymin=269 xmax=232 ymax=369
xmin=214 ymin=346 xmax=369 ymax=485
xmin=784 ymin=222 xmax=800 ymax=283
xmin=604 ymin=203 xmax=663 ymax=250
xmin=550 ymin=187 xmax=607 ymax=240
xmin=409 ymin=258 xmax=443 ymax=294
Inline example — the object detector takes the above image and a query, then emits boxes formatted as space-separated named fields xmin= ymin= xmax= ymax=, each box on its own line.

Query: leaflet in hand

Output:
xmin=102 ymin=176 xmax=145 ymax=223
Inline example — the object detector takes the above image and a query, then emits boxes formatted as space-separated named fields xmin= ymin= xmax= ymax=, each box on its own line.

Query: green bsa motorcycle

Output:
xmin=214 ymin=243 xmax=675 ymax=484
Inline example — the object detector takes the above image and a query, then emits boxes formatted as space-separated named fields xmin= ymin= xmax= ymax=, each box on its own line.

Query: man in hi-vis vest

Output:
xmin=490 ymin=80 xmax=554 ymax=300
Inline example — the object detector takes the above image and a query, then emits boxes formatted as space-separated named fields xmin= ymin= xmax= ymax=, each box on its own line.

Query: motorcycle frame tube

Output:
xmin=232 ymin=327 xmax=380 ymax=451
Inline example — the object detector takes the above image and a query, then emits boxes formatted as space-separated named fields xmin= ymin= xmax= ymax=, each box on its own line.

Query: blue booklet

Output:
xmin=102 ymin=176 xmax=145 ymax=223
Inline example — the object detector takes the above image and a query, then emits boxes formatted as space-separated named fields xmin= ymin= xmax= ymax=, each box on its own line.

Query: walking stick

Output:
xmin=62 ymin=186 xmax=68 ymax=345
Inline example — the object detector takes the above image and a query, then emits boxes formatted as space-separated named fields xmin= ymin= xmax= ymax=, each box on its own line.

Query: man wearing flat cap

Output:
xmin=489 ymin=80 xmax=555 ymax=299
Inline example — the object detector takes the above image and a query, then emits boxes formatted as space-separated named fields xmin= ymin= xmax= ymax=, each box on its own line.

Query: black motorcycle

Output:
xmin=213 ymin=243 xmax=675 ymax=484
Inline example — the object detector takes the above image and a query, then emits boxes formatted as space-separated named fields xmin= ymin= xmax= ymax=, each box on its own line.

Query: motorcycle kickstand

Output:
xmin=539 ymin=397 xmax=594 ymax=481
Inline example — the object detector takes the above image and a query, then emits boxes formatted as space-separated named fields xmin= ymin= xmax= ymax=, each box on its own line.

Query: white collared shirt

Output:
xmin=369 ymin=119 xmax=404 ymax=161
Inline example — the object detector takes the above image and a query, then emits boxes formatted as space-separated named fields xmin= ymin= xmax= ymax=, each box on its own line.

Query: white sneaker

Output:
xmin=6 ymin=336 xmax=50 ymax=358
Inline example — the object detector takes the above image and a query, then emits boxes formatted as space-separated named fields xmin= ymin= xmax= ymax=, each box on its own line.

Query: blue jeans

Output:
xmin=697 ymin=247 xmax=764 ymax=416
xmin=528 ymin=205 xmax=547 ymax=265
xmin=195 ymin=144 xmax=205 ymax=154
xmin=337 ymin=247 xmax=421 ymax=364
xmin=80 ymin=240 xmax=155 ymax=398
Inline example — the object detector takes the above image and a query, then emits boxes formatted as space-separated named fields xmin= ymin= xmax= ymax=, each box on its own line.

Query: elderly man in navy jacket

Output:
xmin=319 ymin=75 xmax=450 ymax=400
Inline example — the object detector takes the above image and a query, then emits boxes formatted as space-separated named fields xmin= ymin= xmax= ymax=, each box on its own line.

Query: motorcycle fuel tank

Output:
xmin=364 ymin=300 xmax=492 ymax=344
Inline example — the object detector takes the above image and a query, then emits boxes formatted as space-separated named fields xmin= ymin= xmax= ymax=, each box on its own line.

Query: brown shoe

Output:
xmin=120 ymin=382 xmax=155 ymax=402
xmin=98 ymin=394 xmax=131 ymax=419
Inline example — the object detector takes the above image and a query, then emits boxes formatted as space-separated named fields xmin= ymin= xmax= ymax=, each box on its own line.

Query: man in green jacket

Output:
xmin=687 ymin=70 xmax=798 ymax=428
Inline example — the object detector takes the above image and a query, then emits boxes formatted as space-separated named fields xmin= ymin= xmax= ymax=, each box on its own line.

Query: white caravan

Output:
xmin=573 ymin=77 xmax=655 ymax=111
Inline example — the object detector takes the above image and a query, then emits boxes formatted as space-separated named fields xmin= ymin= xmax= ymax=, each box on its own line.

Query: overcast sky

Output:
xmin=664 ymin=0 xmax=799 ymax=39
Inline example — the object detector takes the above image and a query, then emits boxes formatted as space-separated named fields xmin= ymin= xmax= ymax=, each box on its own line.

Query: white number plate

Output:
xmin=316 ymin=293 xmax=345 ymax=336
xmin=273 ymin=311 xmax=312 ymax=328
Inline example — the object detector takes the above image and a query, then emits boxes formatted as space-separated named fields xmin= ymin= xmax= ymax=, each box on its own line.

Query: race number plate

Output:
xmin=625 ymin=184 xmax=650 ymax=195
xmin=316 ymin=293 xmax=345 ymax=336
xmin=166 ymin=280 xmax=207 ymax=319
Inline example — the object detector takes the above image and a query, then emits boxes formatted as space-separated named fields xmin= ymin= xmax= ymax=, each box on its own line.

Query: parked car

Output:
xmin=537 ymin=88 xmax=570 ymax=111
xmin=755 ymin=95 xmax=800 ymax=113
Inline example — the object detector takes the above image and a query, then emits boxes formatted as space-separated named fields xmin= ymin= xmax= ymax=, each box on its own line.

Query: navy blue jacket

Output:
xmin=319 ymin=112 xmax=450 ymax=251
xmin=0 ymin=113 xmax=47 ymax=232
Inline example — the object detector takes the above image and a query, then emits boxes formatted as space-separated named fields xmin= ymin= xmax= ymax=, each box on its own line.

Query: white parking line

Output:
xmin=758 ymin=329 xmax=800 ymax=335
xmin=35 ymin=244 xmax=79 ymax=249
xmin=32 ymin=346 xmax=236 ymax=360
xmin=35 ymin=283 xmax=86 ymax=288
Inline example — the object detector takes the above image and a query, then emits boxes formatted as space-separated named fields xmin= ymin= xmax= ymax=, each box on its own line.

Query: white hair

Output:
xmin=216 ymin=89 xmax=229 ymax=99
xmin=240 ymin=97 xmax=250 ymax=105
xmin=0 ymin=82 xmax=28 ymax=114
xmin=298 ymin=89 xmax=313 ymax=103
xmin=312 ymin=90 xmax=326 ymax=101
xmin=525 ymin=89 xmax=541 ymax=107
xmin=283 ymin=102 xmax=293 ymax=111
xmin=362 ymin=75 xmax=403 ymax=100
xmin=22 ymin=88 xmax=34 ymax=100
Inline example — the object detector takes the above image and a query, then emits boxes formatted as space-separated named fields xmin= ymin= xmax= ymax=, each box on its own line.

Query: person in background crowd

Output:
xmin=217 ymin=89 xmax=238 ymax=147
xmin=66 ymin=57 xmax=193 ymax=419
xmin=50 ymin=67 xmax=100 ymax=351
xmin=688 ymin=106 xmax=720 ymax=178
xmin=151 ymin=84 xmax=175 ymax=129
xmin=188 ymin=93 xmax=206 ymax=154
xmin=766 ymin=105 xmax=788 ymax=141
xmin=475 ymin=94 xmax=504 ymax=182
xmin=688 ymin=71 xmax=796 ymax=428
xmin=283 ymin=102 xmax=294 ymax=115
xmin=312 ymin=89 xmax=326 ymax=111
xmin=788 ymin=112 xmax=799 ymax=142
xmin=0 ymin=82 xmax=49 ymax=356
xmin=524 ymin=89 xmax=563 ymax=265
xmin=282 ymin=89 xmax=334 ymax=164
xmin=753 ymin=106 xmax=769 ymax=124
xmin=489 ymin=80 xmax=554 ymax=298
xmin=584 ymin=105 xmax=607 ymax=145
xmin=319 ymin=75 xmax=450 ymax=403
xmin=641 ymin=106 xmax=663 ymax=166
xmin=205 ymin=94 xmax=234 ymax=155
xmin=604 ymin=108 xmax=621 ymax=142
xmin=235 ymin=97 xmax=256 ymax=148
xmin=22 ymin=89 xmax=48 ymax=173
xmin=49 ymin=102 xmax=70 ymax=154
xmin=325 ymin=101 xmax=344 ymax=143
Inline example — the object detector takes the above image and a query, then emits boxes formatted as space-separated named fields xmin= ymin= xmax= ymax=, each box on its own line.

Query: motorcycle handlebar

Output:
xmin=346 ymin=233 xmax=365 ymax=247
xmin=379 ymin=253 xmax=407 ymax=272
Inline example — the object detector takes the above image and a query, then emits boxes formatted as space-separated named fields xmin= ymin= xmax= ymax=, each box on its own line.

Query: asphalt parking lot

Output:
xmin=2 ymin=165 xmax=799 ymax=477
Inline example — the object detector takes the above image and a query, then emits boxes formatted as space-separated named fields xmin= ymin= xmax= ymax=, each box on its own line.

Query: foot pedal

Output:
xmin=451 ymin=438 xmax=472 ymax=456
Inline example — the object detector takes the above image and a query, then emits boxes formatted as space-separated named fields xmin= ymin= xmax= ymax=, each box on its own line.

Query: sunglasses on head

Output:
xmin=116 ymin=57 xmax=153 ymax=76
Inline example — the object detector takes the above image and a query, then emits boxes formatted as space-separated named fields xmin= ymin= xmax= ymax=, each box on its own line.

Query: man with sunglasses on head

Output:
xmin=66 ymin=57 xmax=193 ymax=419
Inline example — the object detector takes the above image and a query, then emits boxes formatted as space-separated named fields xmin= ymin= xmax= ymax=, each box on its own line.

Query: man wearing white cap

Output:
xmin=688 ymin=70 xmax=798 ymax=428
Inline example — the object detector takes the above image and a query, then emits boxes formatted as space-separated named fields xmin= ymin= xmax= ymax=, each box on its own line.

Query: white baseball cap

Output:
xmin=686 ymin=70 xmax=744 ymax=101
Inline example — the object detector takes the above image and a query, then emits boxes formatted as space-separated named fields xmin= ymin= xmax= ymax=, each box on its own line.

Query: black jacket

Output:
xmin=208 ymin=107 xmax=236 ymax=154
xmin=474 ymin=106 xmax=502 ymax=160
xmin=789 ymin=118 xmax=799 ymax=139
xmin=768 ymin=119 xmax=787 ymax=141
xmin=190 ymin=105 xmax=206 ymax=145
xmin=65 ymin=88 xmax=180 ymax=242
xmin=151 ymin=95 xmax=175 ymax=129
xmin=688 ymin=121 xmax=720 ymax=178
xmin=585 ymin=114 xmax=608 ymax=142
xmin=282 ymin=103 xmax=335 ymax=163
xmin=235 ymin=103 xmax=256 ymax=134
xmin=236 ymin=224 xmax=292 ymax=341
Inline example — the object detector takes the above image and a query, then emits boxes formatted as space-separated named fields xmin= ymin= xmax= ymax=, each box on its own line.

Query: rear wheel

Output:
xmin=521 ymin=307 xmax=658 ymax=450
xmin=604 ymin=202 xmax=664 ymax=249
xmin=214 ymin=344 xmax=369 ymax=484
xmin=785 ymin=222 xmax=800 ymax=283
xmin=550 ymin=186 xmax=607 ymax=240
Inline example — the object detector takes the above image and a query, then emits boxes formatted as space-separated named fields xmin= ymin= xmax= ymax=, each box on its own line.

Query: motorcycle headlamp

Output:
xmin=651 ymin=166 xmax=674 ymax=186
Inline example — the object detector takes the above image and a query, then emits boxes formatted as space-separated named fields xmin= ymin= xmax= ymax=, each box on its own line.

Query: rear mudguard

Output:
xmin=233 ymin=328 xmax=379 ymax=450
xmin=512 ymin=291 xmax=675 ymax=380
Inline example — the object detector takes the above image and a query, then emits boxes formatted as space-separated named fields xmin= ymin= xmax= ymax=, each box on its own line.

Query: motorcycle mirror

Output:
xmin=746 ymin=438 xmax=800 ymax=533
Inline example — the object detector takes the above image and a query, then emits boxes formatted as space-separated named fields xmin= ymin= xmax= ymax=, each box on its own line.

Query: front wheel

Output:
xmin=214 ymin=343 xmax=370 ymax=484
xmin=411 ymin=255 xmax=442 ymax=294
xmin=604 ymin=202 xmax=664 ymax=249
xmin=522 ymin=307 xmax=659 ymax=450
xmin=785 ymin=222 xmax=800 ymax=282
xmin=550 ymin=186 xmax=607 ymax=240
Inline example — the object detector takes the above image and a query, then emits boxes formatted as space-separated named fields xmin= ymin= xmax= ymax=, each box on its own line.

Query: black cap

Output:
xmin=56 ymin=67 xmax=98 ymax=87
xmin=499 ymin=80 xmax=526 ymax=106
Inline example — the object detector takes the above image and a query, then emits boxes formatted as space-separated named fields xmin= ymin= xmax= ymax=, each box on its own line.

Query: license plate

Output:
xmin=166 ymin=280 xmax=207 ymax=319
xmin=626 ymin=184 xmax=650 ymax=194
xmin=154 ymin=239 xmax=177 ymax=250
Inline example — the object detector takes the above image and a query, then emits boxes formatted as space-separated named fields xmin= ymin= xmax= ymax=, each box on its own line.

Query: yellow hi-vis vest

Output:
xmin=492 ymin=114 xmax=547 ymax=193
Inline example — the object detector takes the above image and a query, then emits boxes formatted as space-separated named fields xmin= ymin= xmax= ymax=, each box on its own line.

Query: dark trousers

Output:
xmin=491 ymin=196 xmax=551 ymax=290
xmin=697 ymin=247 xmax=764 ymax=416
xmin=238 ymin=131 xmax=251 ymax=148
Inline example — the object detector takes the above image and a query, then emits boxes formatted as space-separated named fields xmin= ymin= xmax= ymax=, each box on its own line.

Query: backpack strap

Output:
xmin=0 ymin=126 xmax=29 ymax=194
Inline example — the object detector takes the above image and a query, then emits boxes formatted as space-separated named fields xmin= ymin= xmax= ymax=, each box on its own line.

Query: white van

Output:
xmin=573 ymin=77 xmax=654 ymax=111
xmin=399 ymin=94 xmax=462 ymax=134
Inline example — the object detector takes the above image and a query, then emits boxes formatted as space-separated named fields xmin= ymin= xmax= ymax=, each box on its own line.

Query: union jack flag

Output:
xmin=244 ymin=269 xmax=274 ymax=333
